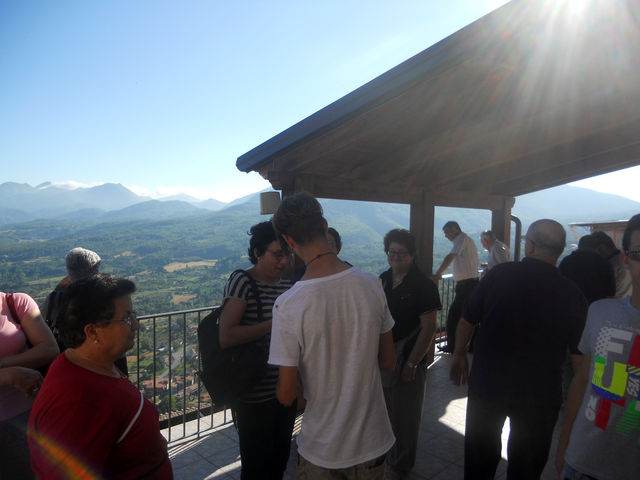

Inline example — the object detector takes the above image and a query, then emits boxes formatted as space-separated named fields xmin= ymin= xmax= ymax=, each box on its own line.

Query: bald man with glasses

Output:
xmin=450 ymin=219 xmax=588 ymax=480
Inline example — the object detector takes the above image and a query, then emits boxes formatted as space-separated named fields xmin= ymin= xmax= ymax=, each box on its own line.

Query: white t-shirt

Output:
xmin=269 ymin=267 xmax=395 ymax=469
xmin=450 ymin=232 xmax=479 ymax=281
xmin=488 ymin=240 xmax=511 ymax=270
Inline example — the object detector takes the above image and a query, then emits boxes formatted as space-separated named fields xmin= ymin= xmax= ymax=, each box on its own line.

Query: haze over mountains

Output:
xmin=1 ymin=181 xmax=638 ymax=229
xmin=0 ymin=182 xmax=228 ymax=224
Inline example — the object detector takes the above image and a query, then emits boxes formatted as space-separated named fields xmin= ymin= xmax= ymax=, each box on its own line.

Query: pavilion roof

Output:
xmin=237 ymin=0 xmax=640 ymax=206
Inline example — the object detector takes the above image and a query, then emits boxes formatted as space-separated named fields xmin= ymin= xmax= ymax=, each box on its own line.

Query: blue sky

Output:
xmin=1 ymin=0 xmax=639 ymax=202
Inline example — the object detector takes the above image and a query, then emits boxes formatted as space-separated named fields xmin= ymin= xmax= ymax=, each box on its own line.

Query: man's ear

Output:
xmin=322 ymin=217 xmax=328 ymax=233
xmin=281 ymin=233 xmax=295 ymax=250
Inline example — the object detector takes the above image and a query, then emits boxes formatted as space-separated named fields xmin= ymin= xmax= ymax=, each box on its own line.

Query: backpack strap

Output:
xmin=45 ymin=289 xmax=61 ymax=330
xmin=241 ymin=270 xmax=264 ymax=323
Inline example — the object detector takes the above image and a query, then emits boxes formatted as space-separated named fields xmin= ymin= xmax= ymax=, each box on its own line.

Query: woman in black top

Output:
xmin=380 ymin=229 xmax=441 ymax=479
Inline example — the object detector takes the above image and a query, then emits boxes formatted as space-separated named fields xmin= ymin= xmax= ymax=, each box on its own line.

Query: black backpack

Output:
xmin=197 ymin=270 xmax=268 ymax=409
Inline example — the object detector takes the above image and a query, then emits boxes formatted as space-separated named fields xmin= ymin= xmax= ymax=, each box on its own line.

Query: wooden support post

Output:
xmin=490 ymin=197 xmax=515 ymax=243
xmin=410 ymin=192 xmax=437 ymax=366
xmin=410 ymin=192 xmax=435 ymax=274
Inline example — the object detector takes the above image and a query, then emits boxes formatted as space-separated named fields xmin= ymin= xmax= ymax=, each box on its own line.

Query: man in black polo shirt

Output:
xmin=450 ymin=219 xmax=588 ymax=480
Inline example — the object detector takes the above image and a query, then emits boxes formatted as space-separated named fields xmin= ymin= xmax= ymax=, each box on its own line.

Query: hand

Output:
xmin=449 ymin=352 xmax=469 ymax=386
xmin=7 ymin=366 xmax=43 ymax=397
xmin=400 ymin=362 xmax=417 ymax=382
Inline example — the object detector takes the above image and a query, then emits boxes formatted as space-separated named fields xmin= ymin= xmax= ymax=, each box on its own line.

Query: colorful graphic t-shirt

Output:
xmin=565 ymin=297 xmax=640 ymax=480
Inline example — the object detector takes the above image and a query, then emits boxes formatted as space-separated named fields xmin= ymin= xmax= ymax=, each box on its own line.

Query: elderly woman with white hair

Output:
xmin=41 ymin=247 xmax=102 ymax=336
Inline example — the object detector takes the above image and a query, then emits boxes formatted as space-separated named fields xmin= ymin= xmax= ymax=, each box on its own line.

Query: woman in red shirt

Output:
xmin=28 ymin=274 xmax=173 ymax=479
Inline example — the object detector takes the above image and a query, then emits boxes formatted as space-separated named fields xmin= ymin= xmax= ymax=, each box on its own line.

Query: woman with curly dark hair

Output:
xmin=219 ymin=221 xmax=295 ymax=480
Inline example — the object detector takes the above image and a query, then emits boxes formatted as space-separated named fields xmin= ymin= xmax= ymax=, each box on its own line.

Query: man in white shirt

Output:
xmin=434 ymin=221 xmax=479 ymax=353
xmin=480 ymin=230 xmax=511 ymax=274
xmin=269 ymin=192 xmax=396 ymax=479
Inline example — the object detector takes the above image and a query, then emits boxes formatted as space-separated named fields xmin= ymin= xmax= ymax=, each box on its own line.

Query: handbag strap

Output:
xmin=5 ymin=293 xmax=20 ymax=324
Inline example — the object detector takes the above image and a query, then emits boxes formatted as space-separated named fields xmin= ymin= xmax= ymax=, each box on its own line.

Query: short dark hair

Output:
xmin=272 ymin=192 xmax=326 ymax=245
xmin=578 ymin=234 xmax=597 ymax=251
xmin=384 ymin=229 xmax=416 ymax=256
xmin=591 ymin=231 xmax=617 ymax=251
xmin=622 ymin=214 xmax=640 ymax=252
xmin=443 ymin=221 xmax=461 ymax=232
xmin=327 ymin=227 xmax=342 ymax=253
xmin=247 ymin=221 xmax=278 ymax=265
xmin=59 ymin=273 xmax=136 ymax=348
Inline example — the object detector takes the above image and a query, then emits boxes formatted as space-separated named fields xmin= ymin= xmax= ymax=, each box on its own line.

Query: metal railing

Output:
xmin=131 ymin=275 xmax=458 ymax=445
xmin=131 ymin=307 xmax=233 ymax=444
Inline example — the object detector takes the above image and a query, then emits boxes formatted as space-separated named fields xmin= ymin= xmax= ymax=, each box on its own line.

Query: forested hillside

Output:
xmin=2 ymin=184 xmax=639 ymax=315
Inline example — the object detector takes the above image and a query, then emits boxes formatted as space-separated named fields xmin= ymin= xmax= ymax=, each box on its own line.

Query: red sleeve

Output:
xmin=29 ymin=397 xmax=121 ymax=479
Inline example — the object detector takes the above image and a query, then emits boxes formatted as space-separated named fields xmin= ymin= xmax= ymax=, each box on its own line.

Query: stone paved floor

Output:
xmin=166 ymin=353 xmax=564 ymax=479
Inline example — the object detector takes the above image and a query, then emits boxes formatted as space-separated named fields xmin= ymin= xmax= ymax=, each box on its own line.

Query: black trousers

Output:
xmin=0 ymin=410 xmax=35 ymax=480
xmin=233 ymin=397 xmax=297 ymax=480
xmin=464 ymin=394 xmax=559 ymax=480
xmin=445 ymin=278 xmax=478 ymax=350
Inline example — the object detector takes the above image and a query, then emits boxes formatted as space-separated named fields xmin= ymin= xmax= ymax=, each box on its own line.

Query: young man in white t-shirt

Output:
xmin=269 ymin=192 xmax=396 ymax=479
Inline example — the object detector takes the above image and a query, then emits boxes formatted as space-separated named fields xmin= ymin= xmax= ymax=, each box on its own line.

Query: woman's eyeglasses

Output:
xmin=387 ymin=249 xmax=410 ymax=258
xmin=267 ymin=249 xmax=287 ymax=260
xmin=119 ymin=311 xmax=138 ymax=328
xmin=625 ymin=249 xmax=640 ymax=262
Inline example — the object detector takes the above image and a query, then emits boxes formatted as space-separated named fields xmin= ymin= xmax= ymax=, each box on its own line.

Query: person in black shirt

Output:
xmin=450 ymin=219 xmax=588 ymax=480
xmin=380 ymin=229 xmax=441 ymax=479
xmin=559 ymin=234 xmax=615 ymax=304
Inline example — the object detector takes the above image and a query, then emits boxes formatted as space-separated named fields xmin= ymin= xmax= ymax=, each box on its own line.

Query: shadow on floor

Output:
xmin=168 ymin=353 xmax=563 ymax=479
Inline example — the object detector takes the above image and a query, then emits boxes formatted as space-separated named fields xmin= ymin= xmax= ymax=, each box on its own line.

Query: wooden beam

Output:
xmin=430 ymin=190 xmax=514 ymax=211
xmin=491 ymin=197 xmax=514 ymax=243
xmin=491 ymin=139 xmax=640 ymax=196
xmin=410 ymin=192 xmax=435 ymax=274
xmin=264 ymin=172 xmax=423 ymax=204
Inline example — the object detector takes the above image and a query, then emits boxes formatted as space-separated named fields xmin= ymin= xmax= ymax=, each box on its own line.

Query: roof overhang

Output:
xmin=237 ymin=0 xmax=640 ymax=206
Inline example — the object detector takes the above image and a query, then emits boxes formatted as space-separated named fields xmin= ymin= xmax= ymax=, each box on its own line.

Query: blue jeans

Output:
xmin=562 ymin=464 xmax=599 ymax=480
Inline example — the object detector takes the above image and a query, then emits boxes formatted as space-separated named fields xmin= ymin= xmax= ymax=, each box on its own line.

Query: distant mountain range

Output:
xmin=2 ymin=180 xmax=640 ymax=312
xmin=0 ymin=182 xmax=227 ymax=224
xmin=1 ymin=181 xmax=639 ymax=231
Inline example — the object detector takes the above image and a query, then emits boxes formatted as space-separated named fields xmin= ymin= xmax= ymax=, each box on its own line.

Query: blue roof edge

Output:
xmin=234 ymin=4 xmax=500 ymax=174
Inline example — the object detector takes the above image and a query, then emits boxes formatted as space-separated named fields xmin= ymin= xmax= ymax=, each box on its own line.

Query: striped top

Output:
xmin=223 ymin=270 xmax=291 ymax=403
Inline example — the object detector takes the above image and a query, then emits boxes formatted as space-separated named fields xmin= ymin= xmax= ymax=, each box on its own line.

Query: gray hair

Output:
xmin=66 ymin=247 xmax=101 ymax=281
xmin=481 ymin=230 xmax=496 ymax=241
